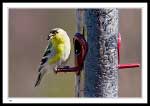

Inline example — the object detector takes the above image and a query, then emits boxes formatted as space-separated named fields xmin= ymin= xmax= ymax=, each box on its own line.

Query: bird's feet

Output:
xmin=53 ymin=66 xmax=58 ymax=74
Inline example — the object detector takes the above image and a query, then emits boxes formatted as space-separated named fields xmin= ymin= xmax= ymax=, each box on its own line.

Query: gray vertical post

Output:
xmin=75 ymin=9 xmax=84 ymax=97
xmin=84 ymin=9 xmax=119 ymax=97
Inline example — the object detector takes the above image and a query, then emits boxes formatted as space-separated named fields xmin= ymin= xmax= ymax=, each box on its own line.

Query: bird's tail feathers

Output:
xmin=34 ymin=66 xmax=46 ymax=87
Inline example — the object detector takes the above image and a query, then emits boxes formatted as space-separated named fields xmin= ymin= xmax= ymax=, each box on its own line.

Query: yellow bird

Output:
xmin=35 ymin=28 xmax=71 ymax=87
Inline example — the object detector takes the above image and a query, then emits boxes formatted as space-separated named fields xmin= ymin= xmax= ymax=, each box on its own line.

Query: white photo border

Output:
xmin=3 ymin=3 xmax=147 ymax=103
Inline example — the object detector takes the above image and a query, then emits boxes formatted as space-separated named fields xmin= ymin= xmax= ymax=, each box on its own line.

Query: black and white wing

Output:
xmin=35 ymin=41 xmax=55 ymax=87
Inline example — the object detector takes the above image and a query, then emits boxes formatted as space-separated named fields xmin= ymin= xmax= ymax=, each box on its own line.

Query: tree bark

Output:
xmin=84 ymin=9 xmax=119 ymax=97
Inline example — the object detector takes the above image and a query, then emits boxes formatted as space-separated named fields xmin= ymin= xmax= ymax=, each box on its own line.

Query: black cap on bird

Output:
xmin=47 ymin=30 xmax=58 ymax=40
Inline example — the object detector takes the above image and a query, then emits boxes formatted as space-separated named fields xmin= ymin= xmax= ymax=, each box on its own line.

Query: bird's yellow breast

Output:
xmin=48 ymin=34 xmax=65 ymax=64
xmin=51 ymin=34 xmax=65 ymax=52
xmin=51 ymin=34 xmax=65 ymax=46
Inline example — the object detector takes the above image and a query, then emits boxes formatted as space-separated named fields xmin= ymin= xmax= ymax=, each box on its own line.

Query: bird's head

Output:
xmin=47 ymin=28 xmax=68 ymax=41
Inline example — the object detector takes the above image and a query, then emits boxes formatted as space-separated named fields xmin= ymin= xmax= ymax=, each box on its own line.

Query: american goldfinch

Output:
xmin=35 ymin=28 xmax=71 ymax=87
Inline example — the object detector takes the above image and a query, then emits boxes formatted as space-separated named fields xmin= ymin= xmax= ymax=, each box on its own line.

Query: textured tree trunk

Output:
xmin=84 ymin=9 xmax=119 ymax=97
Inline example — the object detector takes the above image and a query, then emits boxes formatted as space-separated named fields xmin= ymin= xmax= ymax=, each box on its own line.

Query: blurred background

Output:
xmin=9 ymin=9 xmax=141 ymax=97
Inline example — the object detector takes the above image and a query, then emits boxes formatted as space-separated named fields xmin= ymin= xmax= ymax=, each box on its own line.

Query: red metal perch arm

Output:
xmin=117 ymin=33 xmax=140 ymax=69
